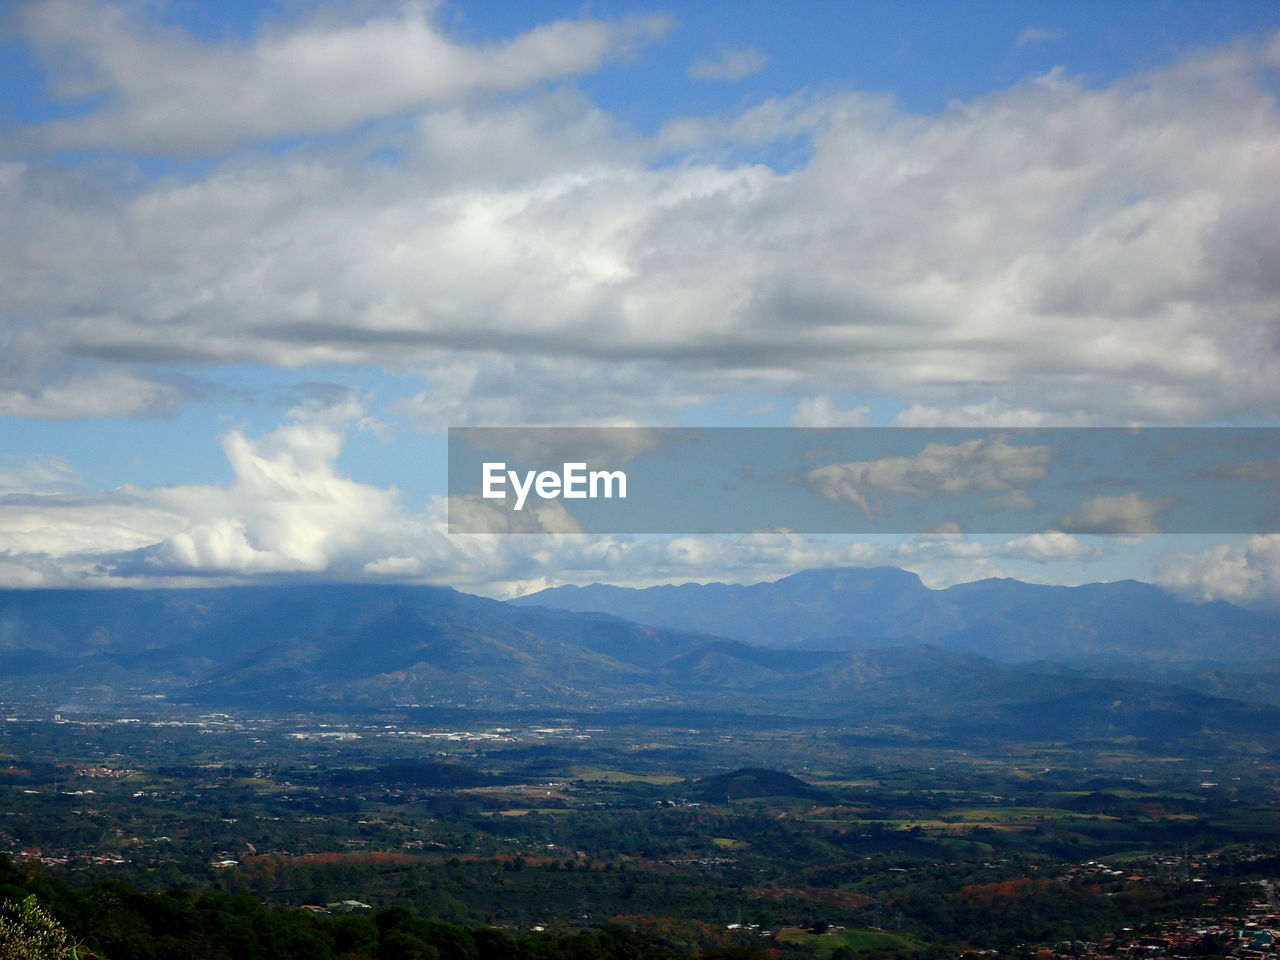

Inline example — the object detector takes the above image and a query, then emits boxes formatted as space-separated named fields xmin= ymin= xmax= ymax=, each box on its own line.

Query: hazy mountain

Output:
xmin=0 ymin=584 xmax=713 ymax=710
xmin=512 ymin=567 xmax=1280 ymax=666
xmin=512 ymin=567 xmax=954 ymax=648
xmin=2 ymin=580 xmax=1279 ymax=753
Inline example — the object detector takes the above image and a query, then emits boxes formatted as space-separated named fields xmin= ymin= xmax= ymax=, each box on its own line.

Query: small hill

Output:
xmin=691 ymin=767 xmax=830 ymax=803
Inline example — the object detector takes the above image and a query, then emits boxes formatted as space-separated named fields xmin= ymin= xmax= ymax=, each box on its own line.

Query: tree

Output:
xmin=0 ymin=895 xmax=89 ymax=960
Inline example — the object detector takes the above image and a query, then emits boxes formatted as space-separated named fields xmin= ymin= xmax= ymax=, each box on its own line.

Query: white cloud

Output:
xmin=395 ymin=356 xmax=709 ymax=431
xmin=363 ymin=555 xmax=423 ymax=577
xmin=995 ymin=531 xmax=1099 ymax=563
xmin=127 ymin=401 xmax=412 ymax=574
xmin=804 ymin=435 xmax=1050 ymax=519
xmin=0 ymin=400 xmax=419 ymax=582
xmin=0 ymin=491 xmax=185 ymax=563
xmin=1055 ymin=491 xmax=1174 ymax=535
xmin=2 ymin=20 xmax=1279 ymax=429
xmin=689 ymin=45 xmax=769 ymax=82
xmin=22 ymin=0 xmax=670 ymax=153
xmin=791 ymin=396 xmax=870 ymax=427
xmin=0 ymin=455 xmax=80 ymax=493
xmin=0 ymin=370 xmax=183 ymax=420
xmin=1157 ymin=534 xmax=1280 ymax=608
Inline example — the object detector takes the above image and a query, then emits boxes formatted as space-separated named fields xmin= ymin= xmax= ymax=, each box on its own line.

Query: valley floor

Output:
xmin=2 ymin=706 xmax=1279 ymax=958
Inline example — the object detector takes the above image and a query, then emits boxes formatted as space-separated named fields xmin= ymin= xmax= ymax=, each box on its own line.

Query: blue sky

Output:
xmin=1 ymin=0 xmax=1278 ymax=601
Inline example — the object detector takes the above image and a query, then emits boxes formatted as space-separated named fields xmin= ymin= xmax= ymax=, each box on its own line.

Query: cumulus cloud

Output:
xmin=1055 ymin=491 xmax=1174 ymax=535
xmin=689 ymin=45 xmax=769 ymax=81
xmin=1054 ymin=491 xmax=1172 ymax=537
xmin=0 ymin=400 xmax=419 ymax=582
xmin=21 ymin=0 xmax=670 ymax=153
xmin=4 ymin=16 xmax=1280 ymax=433
xmin=792 ymin=396 xmax=871 ymax=427
xmin=995 ymin=531 xmax=1100 ymax=563
xmin=0 ymin=487 xmax=191 ymax=571
xmin=1157 ymin=534 xmax=1280 ymax=607
xmin=117 ymin=399 xmax=416 ymax=575
xmin=804 ymin=435 xmax=1050 ymax=519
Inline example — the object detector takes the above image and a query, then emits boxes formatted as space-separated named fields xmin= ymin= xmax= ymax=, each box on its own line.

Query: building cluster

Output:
xmin=1045 ymin=911 xmax=1278 ymax=959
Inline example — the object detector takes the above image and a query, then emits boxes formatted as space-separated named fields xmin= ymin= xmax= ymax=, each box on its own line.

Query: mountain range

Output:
xmin=0 ymin=570 xmax=1277 ymax=752
xmin=512 ymin=566 xmax=1280 ymax=666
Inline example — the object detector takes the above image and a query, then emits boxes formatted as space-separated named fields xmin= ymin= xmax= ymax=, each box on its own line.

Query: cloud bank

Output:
xmin=0 ymin=405 xmax=1135 ymax=596
xmin=3 ymin=5 xmax=1278 ymax=602
xmin=0 ymin=8 xmax=1276 ymax=426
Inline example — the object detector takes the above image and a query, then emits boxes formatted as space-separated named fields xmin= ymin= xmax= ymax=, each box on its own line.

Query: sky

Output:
xmin=1 ymin=0 xmax=1279 ymax=602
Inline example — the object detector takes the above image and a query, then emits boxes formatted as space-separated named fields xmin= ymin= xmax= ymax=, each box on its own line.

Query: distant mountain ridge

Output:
xmin=511 ymin=566 xmax=1280 ymax=667
xmin=1 ymin=577 xmax=1279 ymax=752
xmin=0 ymin=583 xmax=719 ymax=711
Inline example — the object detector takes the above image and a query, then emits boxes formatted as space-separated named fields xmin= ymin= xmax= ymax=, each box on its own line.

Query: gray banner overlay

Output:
xmin=448 ymin=427 xmax=1280 ymax=534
